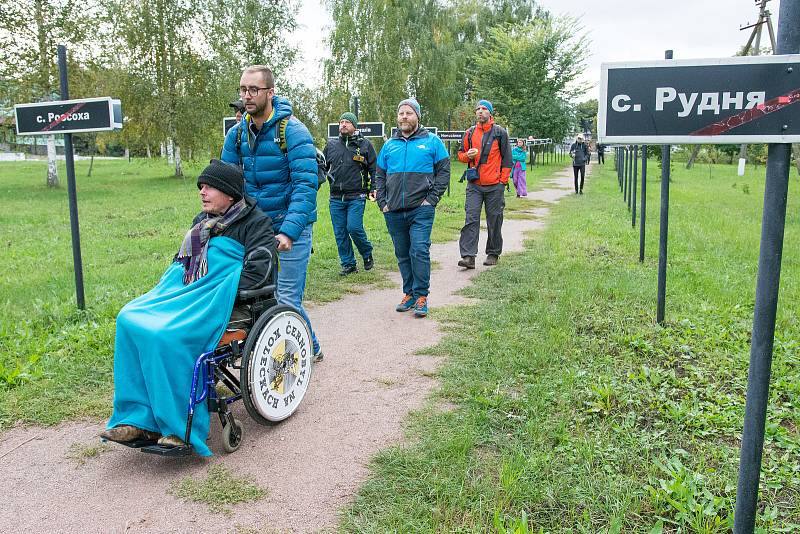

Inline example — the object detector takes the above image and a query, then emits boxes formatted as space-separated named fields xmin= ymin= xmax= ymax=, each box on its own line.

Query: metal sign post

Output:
xmin=734 ymin=2 xmax=799 ymax=531
xmin=623 ymin=146 xmax=629 ymax=202
xmin=58 ymin=45 xmax=84 ymax=309
xmin=656 ymin=50 xmax=674 ymax=326
xmin=639 ymin=145 xmax=648 ymax=262
xmin=632 ymin=145 xmax=638 ymax=227
xmin=14 ymin=46 xmax=123 ymax=310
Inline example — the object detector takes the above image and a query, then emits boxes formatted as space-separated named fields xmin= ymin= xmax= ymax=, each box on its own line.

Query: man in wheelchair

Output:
xmin=100 ymin=160 xmax=275 ymax=455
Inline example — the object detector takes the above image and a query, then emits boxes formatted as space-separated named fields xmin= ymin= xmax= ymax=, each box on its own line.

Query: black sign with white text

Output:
xmin=15 ymin=97 xmax=122 ymax=136
xmin=328 ymin=122 xmax=385 ymax=138
xmin=437 ymin=130 xmax=466 ymax=141
xmin=599 ymin=55 xmax=800 ymax=144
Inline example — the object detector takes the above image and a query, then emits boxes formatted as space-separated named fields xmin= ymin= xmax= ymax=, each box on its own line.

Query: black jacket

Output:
xmin=323 ymin=134 xmax=377 ymax=200
xmin=570 ymin=142 xmax=590 ymax=166
xmin=192 ymin=196 xmax=276 ymax=292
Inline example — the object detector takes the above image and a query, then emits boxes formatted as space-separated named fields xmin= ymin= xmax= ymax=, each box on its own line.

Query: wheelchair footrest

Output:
xmin=140 ymin=444 xmax=193 ymax=457
xmin=102 ymin=437 xmax=159 ymax=449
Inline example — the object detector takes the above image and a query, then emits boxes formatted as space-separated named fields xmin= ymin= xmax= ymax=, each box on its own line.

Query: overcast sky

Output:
xmin=288 ymin=0 xmax=780 ymax=102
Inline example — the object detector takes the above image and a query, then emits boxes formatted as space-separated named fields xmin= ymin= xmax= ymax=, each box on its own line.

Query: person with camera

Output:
xmin=323 ymin=112 xmax=377 ymax=276
xmin=456 ymin=99 xmax=512 ymax=269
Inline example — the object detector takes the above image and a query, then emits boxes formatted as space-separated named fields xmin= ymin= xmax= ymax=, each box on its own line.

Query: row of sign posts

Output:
xmin=598 ymin=2 xmax=798 ymax=529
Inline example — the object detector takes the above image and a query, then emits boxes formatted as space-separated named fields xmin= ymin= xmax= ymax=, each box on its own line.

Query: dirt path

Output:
xmin=0 ymin=165 xmax=584 ymax=533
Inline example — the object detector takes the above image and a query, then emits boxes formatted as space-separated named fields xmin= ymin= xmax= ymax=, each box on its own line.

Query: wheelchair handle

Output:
xmin=240 ymin=245 xmax=276 ymax=295
xmin=238 ymin=284 xmax=276 ymax=301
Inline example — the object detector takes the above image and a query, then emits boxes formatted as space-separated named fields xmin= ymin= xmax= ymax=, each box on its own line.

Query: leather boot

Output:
xmin=457 ymin=256 xmax=475 ymax=269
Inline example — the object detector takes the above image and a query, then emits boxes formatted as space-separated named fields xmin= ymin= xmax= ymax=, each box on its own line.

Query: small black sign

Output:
xmin=328 ymin=121 xmax=385 ymax=138
xmin=437 ymin=130 xmax=466 ymax=141
xmin=599 ymin=55 xmax=800 ymax=144
xmin=390 ymin=126 xmax=438 ymax=137
xmin=223 ymin=117 xmax=238 ymax=135
xmin=14 ymin=97 xmax=122 ymax=136
xmin=526 ymin=138 xmax=551 ymax=146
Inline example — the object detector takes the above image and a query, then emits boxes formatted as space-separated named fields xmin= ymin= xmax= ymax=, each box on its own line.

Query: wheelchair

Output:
xmin=121 ymin=246 xmax=314 ymax=457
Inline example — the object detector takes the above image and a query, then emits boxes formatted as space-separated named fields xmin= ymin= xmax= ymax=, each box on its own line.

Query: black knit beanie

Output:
xmin=197 ymin=159 xmax=244 ymax=201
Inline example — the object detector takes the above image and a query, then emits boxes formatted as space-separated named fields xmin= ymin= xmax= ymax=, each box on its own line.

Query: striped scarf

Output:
xmin=175 ymin=198 xmax=247 ymax=284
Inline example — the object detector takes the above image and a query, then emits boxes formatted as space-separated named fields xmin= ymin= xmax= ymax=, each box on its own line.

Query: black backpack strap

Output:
xmin=235 ymin=123 xmax=243 ymax=167
xmin=463 ymin=126 xmax=476 ymax=167
xmin=477 ymin=124 xmax=497 ymax=166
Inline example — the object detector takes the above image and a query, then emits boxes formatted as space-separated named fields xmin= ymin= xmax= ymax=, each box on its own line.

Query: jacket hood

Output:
xmin=266 ymin=95 xmax=293 ymax=127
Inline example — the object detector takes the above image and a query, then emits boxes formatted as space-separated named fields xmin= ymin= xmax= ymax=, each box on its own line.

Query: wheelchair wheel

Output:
xmin=240 ymin=304 xmax=313 ymax=426
xmin=222 ymin=417 xmax=243 ymax=453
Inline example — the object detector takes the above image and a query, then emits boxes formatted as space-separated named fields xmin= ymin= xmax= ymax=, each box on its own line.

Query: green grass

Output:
xmin=0 ymin=156 xmax=565 ymax=428
xmin=66 ymin=441 xmax=112 ymax=466
xmin=340 ymin=159 xmax=800 ymax=532
xmin=169 ymin=464 xmax=266 ymax=514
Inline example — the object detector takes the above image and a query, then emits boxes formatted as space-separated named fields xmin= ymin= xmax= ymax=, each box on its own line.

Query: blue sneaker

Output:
xmin=413 ymin=296 xmax=428 ymax=318
xmin=395 ymin=294 xmax=414 ymax=312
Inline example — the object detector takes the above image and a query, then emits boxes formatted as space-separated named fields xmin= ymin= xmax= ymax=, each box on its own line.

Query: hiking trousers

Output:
xmin=573 ymin=165 xmax=586 ymax=192
xmin=458 ymin=182 xmax=505 ymax=258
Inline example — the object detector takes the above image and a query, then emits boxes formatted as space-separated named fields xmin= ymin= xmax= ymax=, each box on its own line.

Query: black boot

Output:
xmin=458 ymin=256 xmax=475 ymax=269
xmin=339 ymin=264 xmax=358 ymax=276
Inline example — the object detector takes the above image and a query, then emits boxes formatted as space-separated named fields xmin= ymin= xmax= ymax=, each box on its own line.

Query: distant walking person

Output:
xmin=375 ymin=98 xmax=450 ymax=318
xmin=570 ymin=134 xmax=590 ymax=194
xmin=596 ymin=143 xmax=605 ymax=164
xmin=511 ymin=138 xmax=528 ymax=197
xmin=457 ymin=99 xmax=512 ymax=269
xmin=323 ymin=112 xmax=376 ymax=276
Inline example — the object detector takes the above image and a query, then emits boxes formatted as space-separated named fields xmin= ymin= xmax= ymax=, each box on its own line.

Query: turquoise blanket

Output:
xmin=107 ymin=236 xmax=244 ymax=456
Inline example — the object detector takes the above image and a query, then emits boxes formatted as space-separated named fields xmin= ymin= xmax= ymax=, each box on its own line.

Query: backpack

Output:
xmin=235 ymin=115 xmax=327 ymax=190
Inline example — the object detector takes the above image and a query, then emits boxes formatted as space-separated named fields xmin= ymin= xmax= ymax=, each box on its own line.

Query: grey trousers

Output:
xmin=458 ymin=182 xmax=505 ymax=258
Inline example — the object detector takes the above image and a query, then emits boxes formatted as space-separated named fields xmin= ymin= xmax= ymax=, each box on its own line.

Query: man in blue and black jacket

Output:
xmin=375 ymin=98 xmax=450 ymax=318
xmin=221 ymin=65 xmax=324 ymax=361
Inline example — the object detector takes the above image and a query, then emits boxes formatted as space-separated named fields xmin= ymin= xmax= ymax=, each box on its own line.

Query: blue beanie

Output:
xmin=397 ymin=98 xmax=421 ymax=119
xmin=477 ymin=99 xmax=494 ymax=114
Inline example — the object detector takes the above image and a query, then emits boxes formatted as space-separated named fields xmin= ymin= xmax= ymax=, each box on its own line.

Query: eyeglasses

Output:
xmin=238 ymin=86 xmax=272 ymax=97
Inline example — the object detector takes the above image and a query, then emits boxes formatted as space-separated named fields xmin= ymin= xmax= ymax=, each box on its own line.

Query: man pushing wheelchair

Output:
xmin=101 ymin=159 xmax=283 ymax=455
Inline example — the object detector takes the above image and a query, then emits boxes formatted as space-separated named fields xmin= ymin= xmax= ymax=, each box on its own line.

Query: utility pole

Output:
xmin=737 ymin=0 xmax=777 ymax=165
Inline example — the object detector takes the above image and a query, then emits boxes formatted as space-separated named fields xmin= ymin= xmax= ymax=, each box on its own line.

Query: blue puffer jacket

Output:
xmin=220 ymin=96 xmax=317 ymax=242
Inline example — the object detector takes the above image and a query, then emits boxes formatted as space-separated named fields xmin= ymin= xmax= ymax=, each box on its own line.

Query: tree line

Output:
xmin=0 ymin=0 xmax=589 ymax=180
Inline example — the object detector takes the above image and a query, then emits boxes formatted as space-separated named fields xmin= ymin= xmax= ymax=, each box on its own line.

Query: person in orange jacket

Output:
xmin=456 ymin=99 xmax=512 ymax=269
